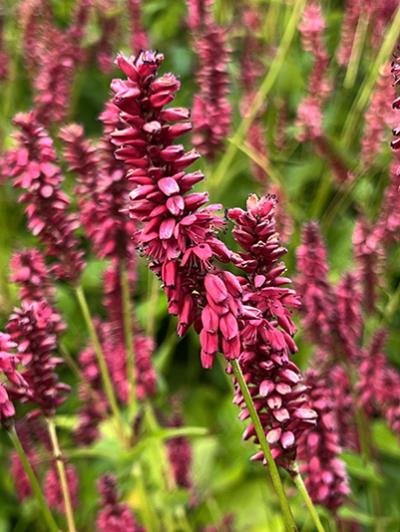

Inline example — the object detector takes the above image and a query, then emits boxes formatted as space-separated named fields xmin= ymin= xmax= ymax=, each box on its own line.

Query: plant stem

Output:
xmin=343 ymin=13 xmax=370 ymax=89
xmin=292 ymin=465 xmax=325 ymax=532
xmin=119 ymin=260 xmax=137 ymax=410
xmin=210 ymin=0 xmax=306 ymax=194
xmin=46 ymin=418 xmax=77 ymax=532
xmin=342 ymin=3 xmax=400 ymax=146
xmin=74 ymin=285 xmax=127 ymax=441
xmin=8 ymin=427 xmax=59 ymax=532
xmin=230 ymin=359 xmax=297 ymax=531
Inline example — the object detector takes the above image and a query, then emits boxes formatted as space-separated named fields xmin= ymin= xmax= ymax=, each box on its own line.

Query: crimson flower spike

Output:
xmin=9 ymin=112 xmax=85 ymax=283
xmin=111 ymin=50 xmax=238 ymax=369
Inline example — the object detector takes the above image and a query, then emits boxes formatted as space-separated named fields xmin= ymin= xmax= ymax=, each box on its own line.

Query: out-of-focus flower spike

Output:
xmin=96 ymin=475 xmax=143 ymax=531
xmin=6 ymin=300 xmax=69 ymax=418
xmin=0 ymin=10 xmax=9 ymax=81
xmin=188 ymin=0 xmax=231 ymax=159
xmin=10 ymin=112 xmax=85 ymax=282
xmin=44 ymin=464 xmax=79 ymax=513
xmin=298 ymin=369 xmax=349 ymax=510
xmin=10 ymin=249 xmax=55 ymax=304
xmin=128 ymin=0 xmax=148 ymax=54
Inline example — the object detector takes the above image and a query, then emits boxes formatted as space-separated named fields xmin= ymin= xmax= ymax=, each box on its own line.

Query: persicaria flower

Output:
xmin=6 ymin=300 xmax=69 ymax=417
xmin=9 ymin=112 xmax=85 ymax=282
xmin=44 ymin=464 xmax=79 ymax=513
xmin=228 ymin=195 xmax=317 ymax=470
xmin=10 ymin=249 xmax=56 ymax=303
xmin=96 ymin=475 xmax=143 ymax=532
xmin=111 ymin=51 xmax=238 ymax=368
xmin=298 ymin=369 xmax=349 ymax=510
xmin=188 ymin=0 xmax=231 ymax=159
xmin=0 ymin=333 xmax=26 ymax=427
xmin=128 ymin=0 xmax=148 ymax=54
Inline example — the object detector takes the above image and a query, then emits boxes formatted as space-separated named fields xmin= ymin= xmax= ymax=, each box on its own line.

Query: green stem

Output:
xmin=342 ymin=4 xmax=400 ymax=145
xmin=146 ymin=275 xmax=159 ymax=338
xmin=119 ymin=260 xmax=137 ymax=411
xmin=231 ymin=359 xmax=297 ymax=531
xmin=46 ymin=419 xmax=77 ymax=532
xmin=210 ymin=0 xmax=306 ymax=194
xmin=292 ymin=465 xmax=325 ymax=532
xmin=74 ymin=284 xmax=126 ymax=441
xmin=343 ymin=13 xmax=370 ymax=89
xmin=8 ymin=427 xmax=59 ymax=532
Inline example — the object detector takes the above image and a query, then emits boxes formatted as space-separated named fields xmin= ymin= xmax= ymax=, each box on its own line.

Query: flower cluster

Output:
xmin=111 ymin=50 xmax=237 ymax=368
xmin=128 ymin=0 xmax=148 ymax=54
xmin=44 ymin=464 xmax=79 ymax=513
xmin=228 ymin=195 xmax=316 ymax=469
xmin=296 ymin=3 xmax=330 ymax=141
xmin=6 ymin=300 xmax=68 ymax=418
xmin=188 ymin=0 xmax=231 ymax=159
xmin=9 ymin=112 xmax=85 ymax=282
xmin=10 ymin=249 xmax=56 ymax=304
xmin=0 ymin=333 xmax=26 ymax=428
xmin=96 ymin=475 xmax=143 ymax=532
xmin=298 ymin=369 xmax=349 ymax=510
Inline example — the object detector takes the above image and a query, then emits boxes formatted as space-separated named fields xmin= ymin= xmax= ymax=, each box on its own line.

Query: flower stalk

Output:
xmin=74 ymin=284 xmax=126 ymax=442
xmin=119 ymin=260 xmax=137 ymax=411
xmin=46 ymin=418 xmax=77 ymax=532
xmin=231 ymin=359 xmax=297 ymax=531
xmin=8 ymin=426 xmax=59 ymax=532
xmin=292 ymin=465 xmax=325 ymax=532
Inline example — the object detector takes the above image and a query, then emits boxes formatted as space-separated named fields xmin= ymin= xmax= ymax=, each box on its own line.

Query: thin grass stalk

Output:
xmin=343 ymin=13 xmax=370 ymax=89
xmin=8 ymin=427 xmax=59 ymax=532
xmin=210 ymin=0 xmax=306 ymax=193
xmin=46 ymin=418 xmax=77 ymax=532
xmin=230 ymin=359 xmax=297 ymax=531
xmin=292 ymin=464 xmax=326 ymax=532
xmin=74 ymin=285 xmax=126 ymax=441
xmin=119 ymin=260 xmax=137 ymax=411
xmin=342 ymin=4 xmax=400 ymax=145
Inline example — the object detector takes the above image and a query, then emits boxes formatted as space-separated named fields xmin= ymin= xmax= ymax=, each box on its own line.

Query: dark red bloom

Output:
xmin=298 ymin=369 xmax=349 ymax=510
xmin=111 ymin=51 xmax=237 ymax=368
xmin=167 ymin=409 xmax=192 ymax=489
xmin=96 ymin=475 xmax=143 ymax=532
xmin=228 ymin=195 xmax=316 ymax=470
xmin=44 ymin=464 xmax=79 ymax=513
xmin=0 ymin=333 xmax=26 ymax=427
xmin=0 ymin=11 xmax=9 ymax=81
xmin=296 ymin=3 xmax=330 ymax=141
xmin=128 ymin=0 xmax=148 ymax=54
xmin=9 ymin=112 xmax=85 ymax=282
xmin=296 ymin=222 xmax=337 ymax=351
xmin=6 ymin=300 xmax=69 ymax=417
xmin=10 ymin=249 xmax=56 ymax=303
xmin=191 ymin=20 xmax=231 ymax=159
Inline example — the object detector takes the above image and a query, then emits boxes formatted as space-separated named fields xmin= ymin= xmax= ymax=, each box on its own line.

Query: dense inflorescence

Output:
xmin=0 ymin=333 xmax=27 ymax=427
xmin=6 ymin=300 xmax=69 ymax=417
xmin=228 ymin=195 xmax=316 ymax=469
xmin=298 ymin=369 xmax=349 ymax=510
xmin=187 ymin=0 xmax=231 ymax=159
xmin=9 ymin=112 xmax=85 ymax=282
xmin=96 ymin=475 xmax=143 ymax=532
xmin=10 ymin=249 xmax=56 ymax=304
xmin=44 ymin=464 xmax=79 ymax=513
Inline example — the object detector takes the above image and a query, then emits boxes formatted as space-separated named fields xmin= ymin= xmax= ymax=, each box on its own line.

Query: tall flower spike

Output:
xmin=44 ymin=464 xmax=79 ymax=513
xmin=0 ymin=10 xmax=9 ymax=81
xmin=10 ymin=249 xmax=56 ymax=303
xmin=6 ymin=300 xmax=69 ymax=418
xmin=9 ymin=112 xmax=85 ymax=282
xmin=188 ymin=0 xmax=231 ymax=159
xmin=93 ymin=0 xmax=120 ymax=74
xmin=362 ymin=65 xmax=395 ymax=167
xmin=296 ymin=222 xmax=337 ymax=353
xmin=296 ymin=2 xmax=331 ymax=142
xmin=0 ymin=333 xmax=27 ymax=428
xmin=111 ymin=51 xmax=240 ymax=368
xmin=298 ymin=369 xmax=349 ymax=510
xmin=96 ymin=475 xmax=143 ymax=532
xmin=352 ymin=218 xmax=383 ymax=314
xmin=228 ymin=195 xmax=317 ymax=470
xmin=128 ymin=0 xmax=148 ymax=54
